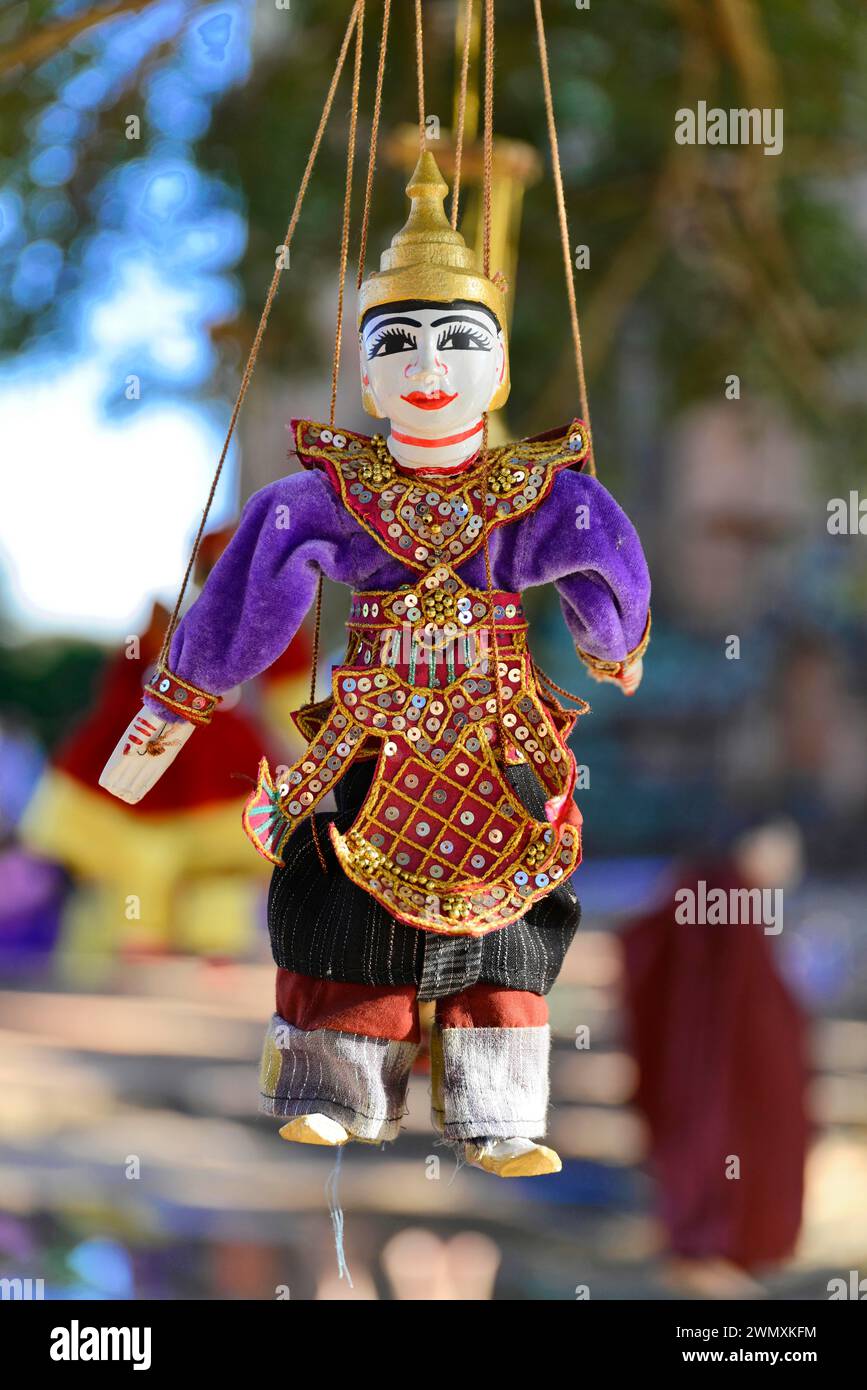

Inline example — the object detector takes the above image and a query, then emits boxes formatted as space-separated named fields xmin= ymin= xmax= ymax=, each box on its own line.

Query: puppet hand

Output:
xmin=98 ymin=705 xmax=195 ymax=804
xmin=617 ymin=657 xmax=643 ymax=697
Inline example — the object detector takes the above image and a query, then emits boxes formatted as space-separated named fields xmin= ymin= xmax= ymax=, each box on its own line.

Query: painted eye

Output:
xmin=436 ymin=324 xmax=490 ymax=352
xmin=368 ymin=326 xmax=416 ymax=357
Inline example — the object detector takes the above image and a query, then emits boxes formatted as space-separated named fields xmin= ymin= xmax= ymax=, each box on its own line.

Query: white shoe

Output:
xmin=464 ymin=1136 xmax=562 ymax=1177
xmin=278 ymin=1113 xmax=349 ymax=1146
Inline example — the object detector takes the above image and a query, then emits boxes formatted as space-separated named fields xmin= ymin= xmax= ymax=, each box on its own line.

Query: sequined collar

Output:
xmin=292 ymin=417 xmax=590 ymax=574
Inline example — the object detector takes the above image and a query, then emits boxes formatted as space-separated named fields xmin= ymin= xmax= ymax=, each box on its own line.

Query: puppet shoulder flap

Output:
xmin=481 ymin=417 xmax=592 ymax=522
xmin=292 ymin=418 xmax=378 ymax=473
xmin=488 ymin=416 xmax=592 ymax=481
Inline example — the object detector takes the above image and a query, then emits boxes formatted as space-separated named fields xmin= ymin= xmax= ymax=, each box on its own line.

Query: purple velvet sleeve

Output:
xmin=513 ymin=469 xmax=650 ymax=662
xmin=143 ymin=469 xmax=358 ymax=720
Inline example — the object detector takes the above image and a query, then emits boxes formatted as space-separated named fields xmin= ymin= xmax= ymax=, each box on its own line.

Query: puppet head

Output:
xmin=358 ymin=152 xmax=509 ymax=444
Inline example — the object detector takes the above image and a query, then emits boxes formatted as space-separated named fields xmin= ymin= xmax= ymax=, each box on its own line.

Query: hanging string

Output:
xmin=311 ymin=0 xmax=365 ymax=693
xmin=307 ymin=0 xmax=365 ymax=874
xmin=307 ymin=580 xmax=325 ymax=706
xmin=307 ymin=575 xmax=328 ymax=869
xmin=329 ymin=0 xmax=365 ymax=430
xmin=534 ymin=662 xmax=591 ymax=709
xmin=157 ymin=1 xmax=363 ymax=671
xmin=307 ymin=575 xmax=327 ymax=869
xmin=307 ymin=0 xmax=387 ymax=868
xmin=478 ymin=0 xmax=506 ymax=742
xmin=414 ymin=0 xmax=426 ymax=151
xmin=481 ymin=0 xmax=494 ymax=277
xmin=482 ymin=513 xmax=508 ymax=743
xmin=450 ymin=0 xmax=473 ymax=230
xmin=356 ymin=0 xmax=391 ymax=289
xmin=533 ymin=0 xmax=594 ymax=471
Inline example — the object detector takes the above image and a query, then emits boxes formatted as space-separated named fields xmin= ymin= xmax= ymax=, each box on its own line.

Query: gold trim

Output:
xmin=144 ymin=666 xmax=221 ymax=725
xmin=245 ymin=637 xmax=585 ymax=934
xmin=294 ymin=417 xmax=589 ymax=575
xmin=576 ymin=609 xmax=651 ymax=681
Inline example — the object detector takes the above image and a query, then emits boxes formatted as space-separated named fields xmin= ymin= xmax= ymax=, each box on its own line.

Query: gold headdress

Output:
xmin=358 ymin=151 xmax=510 ymax=413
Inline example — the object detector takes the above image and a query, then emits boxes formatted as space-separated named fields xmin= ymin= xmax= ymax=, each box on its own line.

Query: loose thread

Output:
xmin=325 ymin=1147 xmax=353 ymax=1287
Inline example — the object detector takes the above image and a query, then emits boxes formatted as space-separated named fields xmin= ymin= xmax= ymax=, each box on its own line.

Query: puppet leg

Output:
xmin=431 ymin=984 xmax=561 ymax=1176
xmin=259 ymin=970 xmax=420 ymax=1144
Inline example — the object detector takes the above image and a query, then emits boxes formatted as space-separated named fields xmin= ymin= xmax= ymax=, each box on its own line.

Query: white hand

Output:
xmin=619 ymin=657 xmax=644 ymax=696
xmin=99 ymin=704 xmax=195 ymax=804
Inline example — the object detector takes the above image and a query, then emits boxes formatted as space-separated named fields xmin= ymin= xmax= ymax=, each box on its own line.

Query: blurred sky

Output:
xmin=0 ymin=0 xmax=254 ymax=639
xmin=0 ymin=357 xmax=236 ymax=638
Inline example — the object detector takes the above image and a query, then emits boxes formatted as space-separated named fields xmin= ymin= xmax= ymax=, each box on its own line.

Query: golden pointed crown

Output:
xmin=358 ymin=151 xmax=509 ymax=409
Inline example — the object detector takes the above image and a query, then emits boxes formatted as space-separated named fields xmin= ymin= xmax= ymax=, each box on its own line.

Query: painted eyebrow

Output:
xmin=430 ymin=313 xmax=493 ymax=329
xmin=363 ymin=316 xmax=421 ymax=334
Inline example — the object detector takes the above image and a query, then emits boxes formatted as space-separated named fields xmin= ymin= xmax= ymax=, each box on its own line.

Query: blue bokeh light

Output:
xmin=12 ymin=240 xmax=64 ymax=311
xmin=29 ymin=145 xmax=78 ymax=189
xmin=2 ymin=0 xmax=254 ymax=400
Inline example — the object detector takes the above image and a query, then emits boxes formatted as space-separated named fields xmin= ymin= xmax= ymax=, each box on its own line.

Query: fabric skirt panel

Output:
xmin=267 ymin=762 xmax=580 ymax=994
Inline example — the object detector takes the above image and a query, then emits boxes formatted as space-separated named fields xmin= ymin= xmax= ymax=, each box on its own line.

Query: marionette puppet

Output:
xmin=100 ymin=151 xmax=650 ymax=1177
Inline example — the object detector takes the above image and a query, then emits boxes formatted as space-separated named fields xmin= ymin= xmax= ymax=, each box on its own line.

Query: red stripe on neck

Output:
xmin=413 ymin=453 xmax=480 ymax=476
xmin=391 ymin=420 xmax=483 ymax=449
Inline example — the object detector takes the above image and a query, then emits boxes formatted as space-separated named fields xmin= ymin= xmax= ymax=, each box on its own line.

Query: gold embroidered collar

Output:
xmin=293 ymin=416 xmax=590 ymax=573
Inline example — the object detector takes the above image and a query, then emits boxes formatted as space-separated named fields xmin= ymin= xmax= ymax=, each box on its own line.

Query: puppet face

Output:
xmin=359 ymin=300 xmax=506 ymax=433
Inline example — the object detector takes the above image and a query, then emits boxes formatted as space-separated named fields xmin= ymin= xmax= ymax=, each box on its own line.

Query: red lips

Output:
xmin=400 ymin=390 xmax=458 ymax=410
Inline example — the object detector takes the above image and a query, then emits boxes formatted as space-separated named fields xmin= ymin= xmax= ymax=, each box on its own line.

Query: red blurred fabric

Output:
xmin=621 ymin=863 xmax=811 ymax=1270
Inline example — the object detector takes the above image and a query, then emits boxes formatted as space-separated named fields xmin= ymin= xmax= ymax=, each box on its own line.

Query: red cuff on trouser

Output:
xmin=275 ymin=970 xmax=420 ymax=1042
xmin=274 ymin=968 xmax=547 ymax=1041
xmin=436 ymin=982 xmax=548 ymax=1028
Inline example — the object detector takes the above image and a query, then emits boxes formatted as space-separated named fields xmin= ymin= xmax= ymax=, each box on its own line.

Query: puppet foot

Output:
xmin=464 ymin=1137 xmax=562 ymax=1177
xmin=278 ymin=1114 xmax=349 ymax=1147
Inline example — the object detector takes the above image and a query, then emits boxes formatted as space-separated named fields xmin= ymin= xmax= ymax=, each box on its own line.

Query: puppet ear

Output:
xmin=359 ymin=343 xmax=385 ymax=418
xmin=487 ymin=334 xmax=511 ymax=412
xmin=361 ymin=379 xmax=385 ymax=418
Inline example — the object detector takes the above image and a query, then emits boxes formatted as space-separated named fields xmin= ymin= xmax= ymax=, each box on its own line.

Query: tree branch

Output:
xmin=0 ymin=0 xmax=158 ymax=80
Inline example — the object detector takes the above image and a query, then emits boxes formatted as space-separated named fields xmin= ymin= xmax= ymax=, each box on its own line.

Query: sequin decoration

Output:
xmin=242 ymin=583 xmax=587 ymax=935
xmin=292 ymin=416 xmax=590 ymax=573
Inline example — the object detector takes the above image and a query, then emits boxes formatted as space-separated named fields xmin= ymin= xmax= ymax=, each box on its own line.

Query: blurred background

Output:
xmin=1 ymin=0 xmax=867 ymax=1301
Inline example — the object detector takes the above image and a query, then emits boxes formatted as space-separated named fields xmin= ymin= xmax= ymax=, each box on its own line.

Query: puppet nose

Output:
xmin=407 ymin=334 xmax=445 ymax=383
xmin=406 ymin=362 xmax=444 ymax=388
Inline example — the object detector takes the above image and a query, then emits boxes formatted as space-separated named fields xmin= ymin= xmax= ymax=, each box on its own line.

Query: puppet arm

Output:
xmin=516 ymin=468 xmax=651 ymax=693
xmin=99 ymin=468 xmax=355 ymax=804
